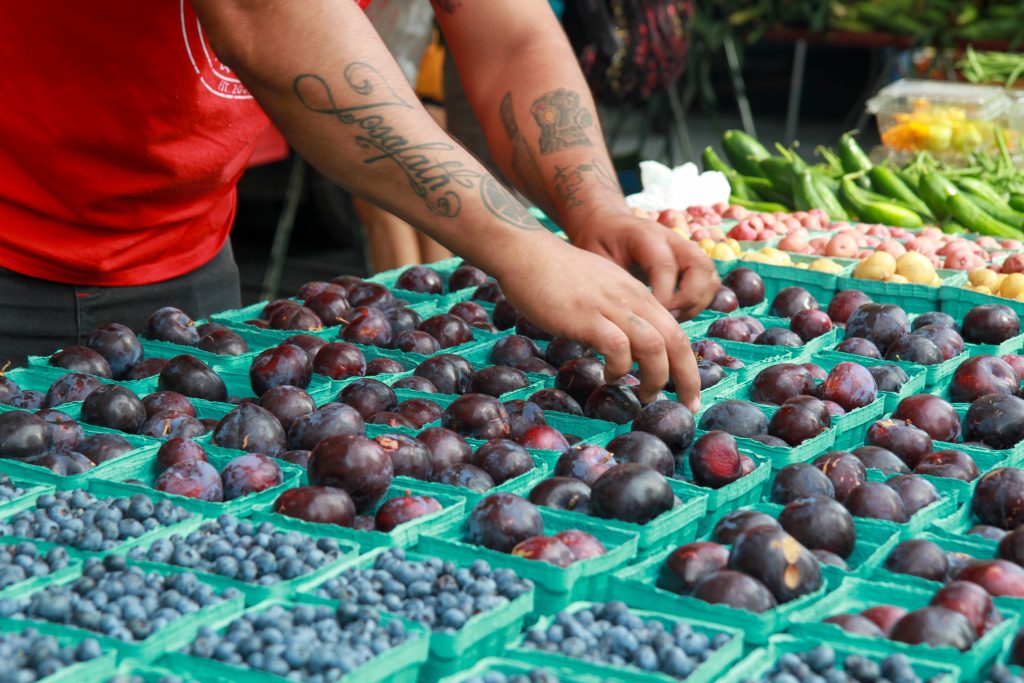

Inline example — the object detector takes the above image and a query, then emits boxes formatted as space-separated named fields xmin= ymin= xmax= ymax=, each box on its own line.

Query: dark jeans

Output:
xmin=0 ymin=242 xmax=242 ymax=367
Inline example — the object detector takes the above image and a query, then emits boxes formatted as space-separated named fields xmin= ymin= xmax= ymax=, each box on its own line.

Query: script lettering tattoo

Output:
xmin=294 ymin=65 xmax=540 ymax=229
xmin=530 ymin=88 xmax=594 ymax=155
xmin=553 ymin=159 xmax=622 ymax=208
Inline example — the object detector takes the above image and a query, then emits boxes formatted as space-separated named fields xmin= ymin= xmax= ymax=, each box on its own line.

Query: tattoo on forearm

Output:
xmin=530 ymin=89 xmax=594 ymax=155
xmin=500 ymin=92 xmax=549 ymax=207
xmin=553 ymin=159 xmax=622 ymax=208
xmin=294 ymin=64 xmax=540 ymax=230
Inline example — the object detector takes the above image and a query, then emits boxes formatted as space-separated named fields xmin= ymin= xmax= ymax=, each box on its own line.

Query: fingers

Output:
xmin=662 ymin=321 xmax=701 ymax=413
xmin=630 ymin=232 xmax=682 ymax=305
xmin=586 ymin=318 xmax=634 ymax=386
xmin=607 ymin=309 xmax=670 ymax=405
xmin=667 ymin=239 xmax=720 ymax=321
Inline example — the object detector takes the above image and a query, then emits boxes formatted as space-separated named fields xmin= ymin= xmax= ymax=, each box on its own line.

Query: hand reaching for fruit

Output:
xmin=491 ymin=236 xmax=701 ymax=410
xmin=568 ymin=209 xmax=720 ymax=321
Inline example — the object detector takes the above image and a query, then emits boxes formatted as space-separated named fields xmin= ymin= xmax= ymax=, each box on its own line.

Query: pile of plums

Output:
xmin=128 ymin=514 xmax=345 ymax=584
xmin=522 ymin=601 xmax=733 ymax=677
xmin=0 ymin=490 xmax=191 ymax=552
xmin=821 ymin=581 xmax=1005 ymax=652
xmin=691 ymin=340 xmax=745 ymax=390
xmin=464 ymin=493 xmax=607 ymax=567
xmin=721 ymin=499 xmax=856 ymax=574
xmin=532 ymin=453 xmax=677 ymax=526
xmin=394 ymin=263 xmax=489 ymax=295
xmin=665 ymin=519 xmax=824 ymax=613
xmin=884 ymin=536 xmax=1024 ymax=601
xmin=771 ymin=452 xmax=940 ymax=524
xmin=151 ymin=439 xmax=284 ymax=503
xmin=275 ymin=485 xmax=443 ymax=534
xmin=0 ymin=555 xmax=237 ymax=643
xmin=46 ymin=313 xmax=245 ymax=385
xmin=487 ymin=334 xmax=596 ymax=379
xmin=752 ymin=646 xmax=939 ymax=683
xmin=707 ymin=285 xmax=833 ymax=349
xmin=316 ymin=548 xmax=532 ymax=633
xmin=0 ymin=409 xmax=137 ymax=475
xmin=184 ymin=601 xmax=415 ymax=679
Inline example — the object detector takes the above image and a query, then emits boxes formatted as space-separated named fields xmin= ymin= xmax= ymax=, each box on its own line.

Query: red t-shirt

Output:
xmin=0 ymin=1 xmax=371 ymax=286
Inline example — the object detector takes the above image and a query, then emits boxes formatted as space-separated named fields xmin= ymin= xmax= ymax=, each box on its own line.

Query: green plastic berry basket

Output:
xmin=870 ymin=528 xmax=1002 ymax=592
xmin=505 ymin=601 xmax=745 ymax=683
xmin=694 ymin=399 xmax=838 ymax=470
xmin=787 ymin=576 xmax=1018 ymax=680
xmin=298 ymin=546 xmax=535 ymax=682
xmin=710 ymin=338 xmax=792 ymax=383
xmin=419 ymin=507 xmax=640 ymax=616
xmin=213 ymin=297 xmax=438 ymax=344
xmin=158 ymin=595 xmax=430 ymax=683
xmin=104 ymin=663 xmax=204 ymax=682
xmin=811 ymin=350 xmax=928 ymax=413
xmin=910 ymin=401 xmax=1024 ymax=466
xmin=940 ymin=282 xmax=1024 ymax=323
xmin=672 ymin=451 xmax=772 ymax=535
xmin=721 ymin=376 xmax=885 ymax=453
xmin=0 ymin=487 xmax=194 ymax=560
xmin=393 ymin=449 xmax=549 ymax=507
xmin=136 ymin=338 xmax=260 ymax=373
xmin=0 ymin=622 xmax=119 ymax=683
xmin=0 ymin=561 xmax=245 ymax=664
xmin=122 ymin=513 xmax=361 ymax=607
xmin=86 ymin=444 xmax=304 ymax=517
xmin=828 ymin=338 xmax=966 ymax=389
xmin=5 ymin=365 xmax=158 ymax=407
xmin=836 ymin=269 xmax=968 ymax=315
xmin=438 ymin=657 xmax=610 ymax=683
xmin=717 ymin=633 xmax=960 ymax=683
xmin=964 ymin=333 xmax=1024 ymax=359
xmin=698 ymin=501 xmax=901 ymax=587
xmin=695 ymin=315 xmax=841 ymax=366
xmin=506 ymin=452 xmax=707 ymax=554
xmin=751 ymin=254 xmax=858 ymax=305
xmin=368 ymin=257 xmax=489 ymax=298
xmin=0 ymin=420 xmax=157 ymax=491
xmin=0 ymin=537 xmax=83 ymax=600
xmin=0 ymin=476 xmax=55 ymax=518
xmin=610 ymin=538 xmax=829 ymax=646
xmin=245 ymin=479 xmax=468 ymax=550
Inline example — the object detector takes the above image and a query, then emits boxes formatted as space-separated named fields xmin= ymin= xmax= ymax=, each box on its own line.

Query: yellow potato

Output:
xmin=929 ymin=275 xmax=943 ymax=287
xmin=1001 ymin=273 xmax=1024 ymax=299
xmin=895 ymin=251 xmax=936 ymax=285
xmin=810 ymin=258 xmax=844 ymax=275
xmin=854 ymin=251 xmax=897 ymax=281
xmin=969 ymin=267 xmax=999 ymax=290
xmin=725 ymin=238 xmax=741 ymax=253
xmin=974 ymin=285 xmax=993 ymax=295
xmin=885 ymin=274 xmax=910 ymax=284
xmin=712 ymin=243 xmax=737 ymax=261
xmin=795 ymin=263 xmax=809 ymax=269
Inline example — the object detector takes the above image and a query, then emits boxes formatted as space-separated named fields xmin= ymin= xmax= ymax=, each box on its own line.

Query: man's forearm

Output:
xmin=190 ymin=1 xmax=557 ymax=280
xmin=437 ymin=3 xmax=631 ymax=236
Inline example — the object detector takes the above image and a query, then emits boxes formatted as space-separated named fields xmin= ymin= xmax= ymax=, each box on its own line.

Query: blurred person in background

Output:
xmin=0 ymin=0 xmax=716 ymax=408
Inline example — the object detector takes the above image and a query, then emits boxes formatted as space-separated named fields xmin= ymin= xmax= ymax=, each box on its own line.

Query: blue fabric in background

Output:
xmin=550 ymin=0 xmax=565 ymax=19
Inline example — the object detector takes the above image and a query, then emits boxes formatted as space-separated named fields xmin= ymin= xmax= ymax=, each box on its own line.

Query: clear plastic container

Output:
xmin=867 ymin=79 xmax=1020 ymax=161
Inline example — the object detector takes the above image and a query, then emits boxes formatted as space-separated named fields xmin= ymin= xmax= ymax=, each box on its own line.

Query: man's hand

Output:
xmin=492 ymin=236 xmax=702 ymax=411
xmin=569 ymin=208 xmax=720 ymax=321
